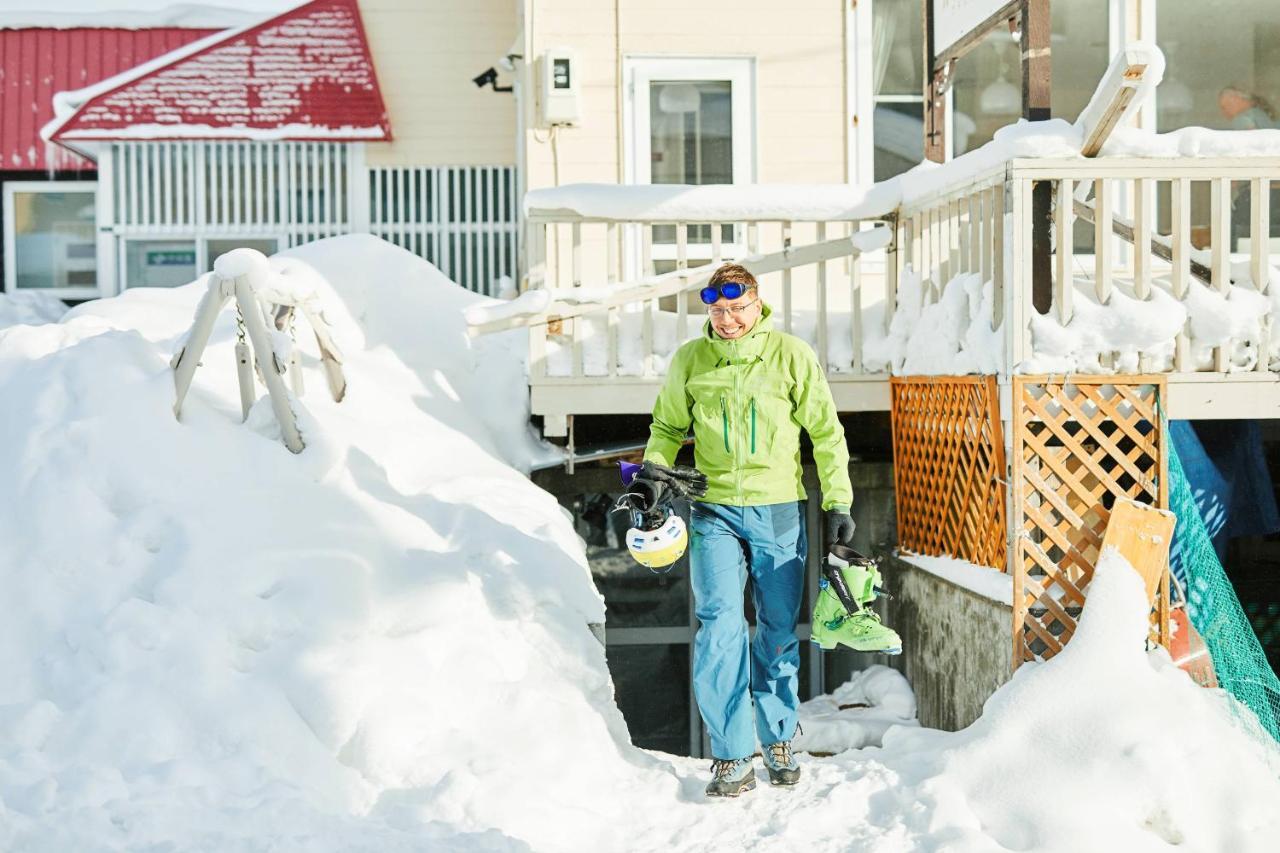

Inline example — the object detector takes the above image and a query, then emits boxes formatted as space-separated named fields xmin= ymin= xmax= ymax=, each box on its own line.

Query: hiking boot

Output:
xmin=762 ymin=740 xmax=801 ymax=786
xmin=705 ymin=757 xmax=756 ymax=798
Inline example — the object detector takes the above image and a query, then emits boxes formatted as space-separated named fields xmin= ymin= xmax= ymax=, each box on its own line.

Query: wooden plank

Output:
xmin=1101 ymin=498 xmax=1175 ymax=605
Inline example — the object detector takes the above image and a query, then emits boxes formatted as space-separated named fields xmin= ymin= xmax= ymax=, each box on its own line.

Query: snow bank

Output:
xmin=782 ymin=549 xmax=1280 ymax=852
xmin=5 ymin=235 xmax=1277 ymax=850
xmin=0 ymin=235 xmax=644 ymax=851
xmin=0 ymin=291 xmax=68 ymax=329
xmin=795 ymin=666 xmax=917 ymax=754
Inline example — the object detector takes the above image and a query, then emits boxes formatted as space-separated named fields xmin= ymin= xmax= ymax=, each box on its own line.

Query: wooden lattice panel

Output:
xmin=1011 ymin=376 xmax=1170 ymax=668
xmin=891 ymin=376 xmax=1007 ymax=571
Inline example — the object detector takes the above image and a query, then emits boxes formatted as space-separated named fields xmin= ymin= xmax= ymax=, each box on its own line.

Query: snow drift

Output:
xmin=2 ymin=236 xmax=1278 ymax=851
xmin=0 ymin=236 xmax=651 ymax=851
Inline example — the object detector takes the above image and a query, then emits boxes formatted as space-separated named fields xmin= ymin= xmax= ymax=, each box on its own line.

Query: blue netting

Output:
xmin=1167 ymin=427 xmax=1280 ymax=744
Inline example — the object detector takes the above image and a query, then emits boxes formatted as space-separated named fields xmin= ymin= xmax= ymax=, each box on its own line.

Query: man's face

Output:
xmin=709 ymin=289 xmax=761 ymax=340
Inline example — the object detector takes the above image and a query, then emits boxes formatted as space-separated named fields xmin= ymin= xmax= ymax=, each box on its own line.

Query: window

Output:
xmin=124 ymin=240 xmax=197 ymax=289
xmin=3 ymin=181 xmax=98 ymax=298
xmin=868 ymin=0 xmax=1109 ymax=172
xmin=624 ymin=57 xmax=756 ymax=277
xmin=1158 ymin=0 xmax=1280 ymax=132
xmin=949 ymin=0 xmax=1108 ymax=155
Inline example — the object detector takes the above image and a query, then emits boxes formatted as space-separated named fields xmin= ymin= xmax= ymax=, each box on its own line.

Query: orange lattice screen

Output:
xmin=890 ymin=376 xmax=1007 ymax=571
xmin=1011 ymin=376 xmax=1170 ymax=668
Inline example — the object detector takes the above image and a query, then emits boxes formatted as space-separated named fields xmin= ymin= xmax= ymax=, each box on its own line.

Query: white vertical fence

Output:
xmin=368 ymin=165 xmax=519 ymax=296
xmin=112 ymin=141 xmax=352 ymax=246
xmin=109 ymin=142 xmax=518 ymax=295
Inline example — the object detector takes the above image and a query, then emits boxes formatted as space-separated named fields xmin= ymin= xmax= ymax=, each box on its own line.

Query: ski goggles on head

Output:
xmin=699 ymin=281 xmax=751 ymax=304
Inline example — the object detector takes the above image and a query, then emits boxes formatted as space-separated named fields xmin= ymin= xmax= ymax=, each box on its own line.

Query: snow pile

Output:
xmin=795 ymin=666 xmax=917 ymax=754
xmin=3 ymin=234 xmax=1278 ymax=850
xmin=1024 ymin=262 xmax=1280 ymax=374
xmin=863 ymin=266 xmax=1004 ymax=375
xmin=1104 ymin=125 xmax=1280 ymax=158
xmin=1025 ymin=284 xmax=1187 ymax=373
xmin=813 ymin=549 xmax=1280 ymax=851
xmin=0 ymin=235 xmax=642 ymax=851
xmin=0 ymin=291 xmax=68 ymax=329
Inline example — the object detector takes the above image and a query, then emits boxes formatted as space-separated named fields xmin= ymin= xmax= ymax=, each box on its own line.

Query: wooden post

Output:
xmin=1022 ymin=0 xmax=1052 ymax=315
xmin=923 ymin=0 xmax=946 ymax=163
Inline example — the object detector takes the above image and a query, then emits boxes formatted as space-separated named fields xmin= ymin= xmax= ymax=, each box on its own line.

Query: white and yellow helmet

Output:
xmin=626 ymin=511 xmax=689 ymax=570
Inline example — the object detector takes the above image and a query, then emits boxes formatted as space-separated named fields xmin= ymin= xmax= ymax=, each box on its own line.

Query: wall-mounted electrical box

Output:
xmin=538 ymin=47 xmax=580 ymax=127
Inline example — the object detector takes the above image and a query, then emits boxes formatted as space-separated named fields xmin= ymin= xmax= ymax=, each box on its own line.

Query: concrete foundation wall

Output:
xmin=884 ymin=556 xmax=1013 ymax=731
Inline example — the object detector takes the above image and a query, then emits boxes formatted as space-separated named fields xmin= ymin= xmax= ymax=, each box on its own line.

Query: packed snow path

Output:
xmin=1 ymin=237 xmax=1277 ymax=852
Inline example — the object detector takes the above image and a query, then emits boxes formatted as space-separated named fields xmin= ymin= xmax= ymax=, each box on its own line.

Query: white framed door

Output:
xmin=623 ymin=57 xmax=757 ymax=277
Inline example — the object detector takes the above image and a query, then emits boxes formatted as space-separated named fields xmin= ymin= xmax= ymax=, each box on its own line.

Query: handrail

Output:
xmin=468 ymin=225 xmax=891 ymax=336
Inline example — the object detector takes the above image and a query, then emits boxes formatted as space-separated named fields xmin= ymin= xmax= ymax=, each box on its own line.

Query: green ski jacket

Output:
xmin=643 ymin=303 xmax=852 ymax=510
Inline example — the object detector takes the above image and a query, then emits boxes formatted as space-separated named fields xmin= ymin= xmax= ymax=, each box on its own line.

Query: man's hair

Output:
xmin=708 ymin=262 xmax=758 ymax=292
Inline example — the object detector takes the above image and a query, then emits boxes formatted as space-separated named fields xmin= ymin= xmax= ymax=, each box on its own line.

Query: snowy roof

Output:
xmin=44 ymin=0 xmax=390 ymax=150
xmin=0 ymin=2 xmax=299 ymax=30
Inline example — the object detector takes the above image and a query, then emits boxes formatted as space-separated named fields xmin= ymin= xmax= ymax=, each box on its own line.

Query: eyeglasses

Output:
xmin=707 ymin=297 xmax=759 ymax=319
xmin=699 ymin=281 xmax=751 ymax=305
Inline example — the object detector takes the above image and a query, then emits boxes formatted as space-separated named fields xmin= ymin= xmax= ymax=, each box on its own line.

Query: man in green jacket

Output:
xmin=638 ymin=262 xmax=855 ymax=797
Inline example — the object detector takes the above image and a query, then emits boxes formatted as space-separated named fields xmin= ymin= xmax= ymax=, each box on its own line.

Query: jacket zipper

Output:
xmin=720 ymin=396 xmax=730 ymax=453
xmin=750 ymin=398 xmax=756 ymax=454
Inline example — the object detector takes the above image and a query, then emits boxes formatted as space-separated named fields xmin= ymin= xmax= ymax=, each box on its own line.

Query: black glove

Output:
xmin=825 ymin=509 xmax=856 ymax=547
xmin=633 ymin=461 xmax=708 ymax=503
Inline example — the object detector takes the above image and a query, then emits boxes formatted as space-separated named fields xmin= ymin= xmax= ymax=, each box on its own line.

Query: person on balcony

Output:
xmin=636 ymin=262 xmax=854 ymax=798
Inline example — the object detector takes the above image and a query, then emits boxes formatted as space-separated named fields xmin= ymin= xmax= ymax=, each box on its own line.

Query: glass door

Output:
xmin=624 ymin=58 xmax=756 ymax=279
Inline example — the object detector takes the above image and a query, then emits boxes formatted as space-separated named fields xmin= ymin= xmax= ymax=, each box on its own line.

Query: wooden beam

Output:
xmin=1072 ymin=199 xmax=1214 ymax=286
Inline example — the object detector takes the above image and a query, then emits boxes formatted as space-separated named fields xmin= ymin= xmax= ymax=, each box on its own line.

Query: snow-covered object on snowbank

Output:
xmin=794 ymin=666 xmax=917 ymax=754
xmin=0 ymin=291 xmax=68 ymax=329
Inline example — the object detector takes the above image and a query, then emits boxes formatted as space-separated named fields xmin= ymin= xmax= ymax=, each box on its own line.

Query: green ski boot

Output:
xmin=810 ymin=544 xmax=902 ymax=655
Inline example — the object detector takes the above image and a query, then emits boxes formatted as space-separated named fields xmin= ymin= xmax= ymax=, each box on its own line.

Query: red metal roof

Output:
xmin=0 ymin=27 xmax=214 ymax=171
xmin=50 ymin=0 xmax=391 ymax=145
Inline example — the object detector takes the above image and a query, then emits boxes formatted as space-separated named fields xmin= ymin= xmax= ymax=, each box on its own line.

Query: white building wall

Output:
xmin=359 ymin=0 xmax=519 ymax=168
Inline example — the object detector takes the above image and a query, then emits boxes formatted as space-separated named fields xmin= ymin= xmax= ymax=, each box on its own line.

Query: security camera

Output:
xmin=473 ymin=66 xmax=512 ymax=93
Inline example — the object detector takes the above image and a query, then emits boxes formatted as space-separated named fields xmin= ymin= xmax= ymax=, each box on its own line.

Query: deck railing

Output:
xmin=518 ymin=156 xmax=1280 ymax=421
xmin=523 ymin=212 xmax=893 ymax=382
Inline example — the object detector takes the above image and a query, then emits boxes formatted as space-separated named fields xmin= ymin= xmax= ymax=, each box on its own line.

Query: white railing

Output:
xmin=1013 ymin=158 xmax=1277 ymax=375
xmin=524 ymin=213 xmax=893 ymax=383
xmin=512 ymin=156 xmax=1279 ymax=426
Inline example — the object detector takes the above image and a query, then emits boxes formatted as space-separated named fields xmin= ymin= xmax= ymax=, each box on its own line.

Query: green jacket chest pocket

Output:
xmin=687 ymin=373 xmax=736 ymax=465
xmin=746 ymin=378 xmax=797 ymax=458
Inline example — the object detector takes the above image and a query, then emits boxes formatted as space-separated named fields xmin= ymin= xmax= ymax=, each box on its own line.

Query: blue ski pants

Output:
xmin=688 ymin=500 xmax=806 ymax=760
